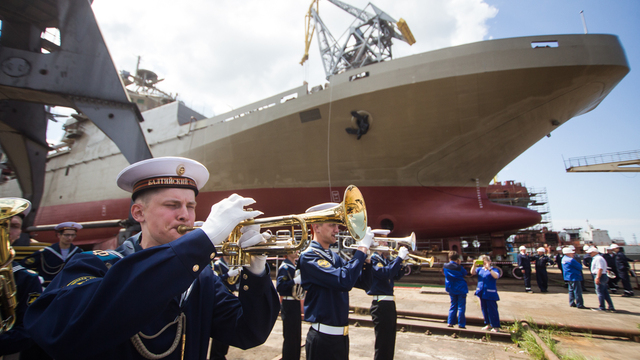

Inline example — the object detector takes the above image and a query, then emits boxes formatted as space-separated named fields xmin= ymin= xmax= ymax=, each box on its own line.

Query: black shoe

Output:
xmin=570 ymin=304 xmax=577 ymax=308
xmin=459 ymin=326 xmax=466 ymax=329
xmin=577 ymin=306 xmax=589 ymax=309
xmin=541 ymin=290 xmax=548 ymax=293
xmin=621 ymin=293 xmax=632 ymax=297
xmin=447 ymin=324 xmax=454 ymax=328
xmin=582 ymin=289 xmax=589 ymax=292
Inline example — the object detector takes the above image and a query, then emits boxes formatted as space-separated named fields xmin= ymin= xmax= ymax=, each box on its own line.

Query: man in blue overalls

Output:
xmin=367 ymin=230 xmax=409 ymax=360
xmin=299 ymin=202 xmax=374 ymax=360
xmin=24 ymin=156 xmax=280 ymax=360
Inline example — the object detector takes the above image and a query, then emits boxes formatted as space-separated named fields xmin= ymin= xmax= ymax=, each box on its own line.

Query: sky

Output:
xmin=46 ymin=0 xmax=639 ymax=243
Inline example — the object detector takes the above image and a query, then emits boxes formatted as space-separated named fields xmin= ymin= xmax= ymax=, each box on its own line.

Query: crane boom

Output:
xmin=300 ymin=0 xmax=416 ymax=79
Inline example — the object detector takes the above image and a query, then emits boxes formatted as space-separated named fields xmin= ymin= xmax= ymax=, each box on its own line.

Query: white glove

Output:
xmin=294 ymin=269 xmax=302 ymax=284
xmin=398 ymin=247 xmax=410 ymax=260
xmin=356 ymin=227 xmax=374 ymax=250
xmin=238 ymin=225 xmax=268 ymax=249
xmin=201 ymin=194 xmax=263 ymax=246
xmin=247 ymin=255 xmax=267 ymax=276
xmin=227 ymin=268 xmax=240 ymax=278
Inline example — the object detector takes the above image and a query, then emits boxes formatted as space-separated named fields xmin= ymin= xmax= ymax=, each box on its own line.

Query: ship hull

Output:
xmin=1 ymin=34 xmax=629 ymax=245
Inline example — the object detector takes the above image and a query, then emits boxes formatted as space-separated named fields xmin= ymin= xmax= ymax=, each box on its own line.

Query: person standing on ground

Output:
xmin=603 ymin=246 xmax=619 ymax=294
xmin=555 ymin=247 xmax=567 ymax=288
xmin=533 ymin=247 xmax=554 ymax=293
xmin=21 ymin=222 xmax=83 ymax=286
xmin=298 ymin=202 xmax=374 ymax=360
xmin=444 ymin=251 xmax=468 ymax=329
xmin=517 ymin=246 xmax=532 ymax=293
xmin=366 ymin=230 xmax=409 ymax=360
xmin=276 ymin=251 xmax=303 ymax=360
xmin=561 ymin=247 xmax=587 ymax=309
xmin=587 ymin=247 xmax=615 ymax=312
xmin=612 ymin=244 xmax=635 ymax=297
xmin=471 ymin=255 xmax=502 ymax=332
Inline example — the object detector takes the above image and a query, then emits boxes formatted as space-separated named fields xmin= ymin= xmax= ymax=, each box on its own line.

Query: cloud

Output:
xmin=89 ymin=0 xmax=497 ymax=117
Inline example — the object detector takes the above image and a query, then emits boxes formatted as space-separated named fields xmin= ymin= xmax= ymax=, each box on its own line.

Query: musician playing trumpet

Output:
xmin=24 ymin=156 xmax=280 ymax=360
xmin=366 ymin=229 xmax=409 ymax=360
xmin=299 ymin=202 xmax=374 ymax=360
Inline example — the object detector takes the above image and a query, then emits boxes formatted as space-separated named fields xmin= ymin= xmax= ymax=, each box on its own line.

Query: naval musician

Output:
xmin=24 ymin=156 xmax=280 ymax=360
xmin=299 ymin=202 xmax=374 ymax=360
xmin=21 ymin=221 xmax=83 ymax=285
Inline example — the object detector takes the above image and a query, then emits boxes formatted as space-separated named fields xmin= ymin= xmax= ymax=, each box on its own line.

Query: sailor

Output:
xmin=0 ymin=262 xmax=47 ymax=360
xmin=532 ymin=247 xmax=554 ymax=293
xmin=366 ymin=230 xmax=409 ymax=360
xmin=299 ymin=202 xmax=374 ymax=360
xmin=24 ymin=156 xmax=280 ymax=359
xmin=209 ymin=255 xmax=241 ymax=360
xmin=276 ymin=251 xmax=303 ymax=360
xmin=21 ymin=221 xmax=83 ymax=285
xmin=517 ymin=246 xmax=533 ymax=292
xmin=1 ymin=200 xmax=50 ymax=360
xmin=611 ymin=244 xmax=635 ymax=297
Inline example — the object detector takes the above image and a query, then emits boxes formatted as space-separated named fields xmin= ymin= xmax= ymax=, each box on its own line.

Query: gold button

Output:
xmin=210 ymin=253 xmax=215 ymax=260
xmin=243 ymin=274 xmax=248 ymax=280
xmin=193 ymin=265 xmax=199 ymax=272
xmin=243 ymin=285 xmax=249 ymax=291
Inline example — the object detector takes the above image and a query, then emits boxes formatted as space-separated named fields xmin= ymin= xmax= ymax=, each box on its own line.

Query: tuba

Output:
xmin=178 ymin=185 xmax=367 ymax=284
xmin=1 ymin=198 xmax=31 ymax=333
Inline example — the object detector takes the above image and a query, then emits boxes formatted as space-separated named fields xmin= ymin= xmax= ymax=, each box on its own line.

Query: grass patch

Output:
xmin=508 ymin=319 xmax=590 ymax=360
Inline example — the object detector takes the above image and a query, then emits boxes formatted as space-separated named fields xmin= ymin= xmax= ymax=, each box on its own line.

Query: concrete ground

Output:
xmin=226 ymin=268 xmax=640 ymax=360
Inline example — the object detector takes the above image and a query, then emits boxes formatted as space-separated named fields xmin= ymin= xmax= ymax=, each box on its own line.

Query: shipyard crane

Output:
xmin=564 ymin=150 xmax=640 ymax=172
xmin=301 ymin=0 xmax=415 ymax=80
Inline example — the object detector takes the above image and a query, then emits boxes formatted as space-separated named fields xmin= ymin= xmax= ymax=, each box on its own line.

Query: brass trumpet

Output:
xmin=178 ymin=185 xmax=367 ymax=284
xmin=1 ymin=198 xmax=31 ymax=334
xmin=341 ymin=232 xmax=434 ymax=267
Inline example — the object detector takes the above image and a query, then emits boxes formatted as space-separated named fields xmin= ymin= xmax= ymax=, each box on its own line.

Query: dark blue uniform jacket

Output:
xmin=366 ymin=252 xmax=404 ymax=296
xmin=213 ymin=257 xmax=240 ymax=292
xmin=276 ymin=259 xmax=297 ymax=297
xmin=443 ymin=261 xmax=468 ymax=295
xmin=0 ymin=262 xmax=43 ymax=355
xmin=534 ymin=255 xmax=554 ymax=272
xmin=24 ymin=229 xmax=279 ymax=360
xmin=517 ymin=253 xmax=531 ymax=271
xmin=21 ymin=243 xmax=81 ymax=282
xmin=299 ymin=241 xmax=366 ymax=327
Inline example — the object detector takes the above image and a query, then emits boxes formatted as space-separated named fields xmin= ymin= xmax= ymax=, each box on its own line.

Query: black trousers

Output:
xmin=209 ymin=338 xmax=229 ymax=360
xmin=281 ymin=300 xmax=302 ymax=360
xmin=306 ymin=327 xmax=349 ymax=360
xmin=535 ymin=269 xmax=548 ymax=291
xmin=370 ymin=300 xmax=397 ymax=360
xmin=523 ymin=268 xmax=531 ymax=290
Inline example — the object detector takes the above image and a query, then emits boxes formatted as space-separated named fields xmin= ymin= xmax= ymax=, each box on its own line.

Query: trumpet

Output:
xmin=1 ymin=198 xmax=31 ymax=334
xmin=178 ymin=185 xmax=367 ymax=284
xmin=341 ymin=232 xmax=434 ymax=267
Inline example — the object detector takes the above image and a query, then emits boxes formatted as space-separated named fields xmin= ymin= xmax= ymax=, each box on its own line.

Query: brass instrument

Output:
xmin=178 ymin=185 xmax=367 ymax=284
xmin=1 ymin=198 xmax=31 ymax=333
xmin=291 ymin=269 xmax=306 ymax=300
xmin=341 ymin=232 xmax=434 ymax=267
